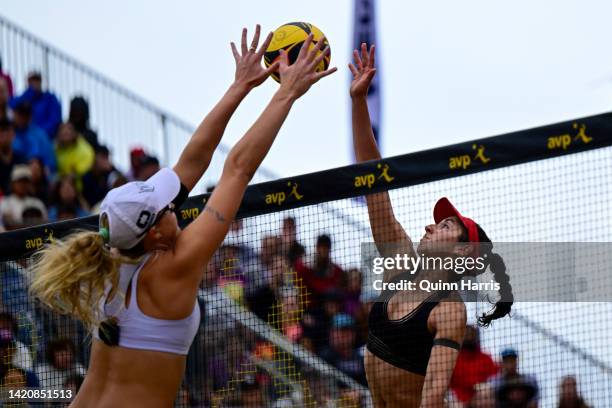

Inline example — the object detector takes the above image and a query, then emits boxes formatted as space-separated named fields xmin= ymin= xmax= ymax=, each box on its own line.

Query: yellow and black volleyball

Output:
xmin=264 ymin=22 xmax=330 ymax=83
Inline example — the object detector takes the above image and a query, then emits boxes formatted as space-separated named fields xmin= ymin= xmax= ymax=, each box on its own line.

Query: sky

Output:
xmin=2 ymin=0 xmax=612 ymax=178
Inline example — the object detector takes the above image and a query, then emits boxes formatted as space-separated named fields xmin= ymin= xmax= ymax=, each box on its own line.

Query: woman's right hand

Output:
xmin=349 ymin=42 xmax=376 ymax=99
xmin=277 ymin=34 xmax=337 ymax=101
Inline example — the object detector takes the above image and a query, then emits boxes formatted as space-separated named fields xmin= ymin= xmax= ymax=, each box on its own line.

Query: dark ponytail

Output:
xmin=478 ymin=252 xmax=513 ymax=327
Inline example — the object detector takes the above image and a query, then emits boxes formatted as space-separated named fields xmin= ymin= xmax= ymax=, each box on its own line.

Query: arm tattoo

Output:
xmin=204 ymin=205 xmax=226 ymax=222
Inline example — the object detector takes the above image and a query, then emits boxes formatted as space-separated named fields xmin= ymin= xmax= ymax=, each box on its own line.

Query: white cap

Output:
xmin=99 ymin=167 xmax=180 ymax=249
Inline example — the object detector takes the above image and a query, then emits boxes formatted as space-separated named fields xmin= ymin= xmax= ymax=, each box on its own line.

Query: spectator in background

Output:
xmin=10 ymin=71 xmax=61 ymax=139
xmin=63 ymin=373 xmax=85 ymax=395
xmin=55 ymin=122 xmax=95 ymax=187
xmin=296 ymin=234 xmax=344 ymax=299
xmin=254 ymin=235 xmax=282 ymax=293
xmin=450 ymin=325 xmax=499 ymax=404
xmin=0 ymin=56 xmax=14 ymax=98
xmin=126 ymin=146 xmax=145 ymax=181
xmin=319 ymin=313 xmax=366 ymax=385
xmin=0 ymin=165 xmax=47 ymax=230
xmin=0 ymin=119 xmax=26 ymax=195
xmin=558 ymin=376 xmax=590 ymax=408
xmin=280 ymin=216 xmax=305 ymax=263
xmin=239 ymin=375 xmax=266 ymax=407
xmin=0 ymin=77 xmax=10 ymax=121
xmin=28 ymin=157 xmax=50 ymax=204
xmin=21 ymin=204 xmax=48 ymax=227
xmin=216 ymin=244 xmax=247 ymax=305
xmin=468 ymin=383 xmax=496 ymax=408
xmin=224 ymin=219 xmax=257 ymax=265
xmin=0 ymin=313 xmax=33 ymax=371
xmin=68 ymin=96 xmax=99 ymax=149
xmin=343 ymin=268 xmax=362 ymax=317
xmin=246 ymin=254 xmax=287 ymax=323
xmin=35 ymin=338 xmax=86 ymax=389
xmin=11 ymin=100 xmax=56 ymax=175
xmin=136 ymin=154 xmax=160 ymax=181
xmin=303 ymin=289 xmax=344 ymax=352
xmin=47 ymin=175 xmax=89 ymax=222
xmin=81 ymin=145 xmax=118 ymax=207
xmin=492 ymin=348 xmax=539 ymax=408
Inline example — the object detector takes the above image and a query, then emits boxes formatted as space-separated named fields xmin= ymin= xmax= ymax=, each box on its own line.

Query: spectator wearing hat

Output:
xmin=450 ymin=325 xmax=499 ymax=403
xmin=491 ymin=348 xmax=539 ymax=408
xmin=0 ymin=118 xmax=27 ymax=195
xmin=11 ymin=100 xmax=56 ymax=174
xmin=0 ymin=164 xmax=48 ymax=230
xmin=10 ymin=71 xmax=61 ymax=139
xmin=68 ymin=96 xmax=99 ymax=150
xmin=0 ymin=56 xmax=14 ymax=98
xmin=319 ymin=313 xmax=367 ymax=385
xmin=126 ymin=146 xmax=146 ymax=181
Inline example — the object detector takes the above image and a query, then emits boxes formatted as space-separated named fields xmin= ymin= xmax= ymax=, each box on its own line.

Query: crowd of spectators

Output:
xmin=0 ymin=59 xmax=596 ymax=407
xmin=0 ymin=66 xmax=159 ymax=233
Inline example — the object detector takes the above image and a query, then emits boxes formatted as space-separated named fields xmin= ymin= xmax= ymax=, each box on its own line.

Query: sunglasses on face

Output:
xmin=152 ymin=202 xmax=176 ymax=226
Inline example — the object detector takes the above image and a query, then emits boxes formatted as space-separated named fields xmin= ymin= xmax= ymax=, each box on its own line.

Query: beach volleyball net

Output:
xmin=1 ymin=112 xmax=611 ymax=407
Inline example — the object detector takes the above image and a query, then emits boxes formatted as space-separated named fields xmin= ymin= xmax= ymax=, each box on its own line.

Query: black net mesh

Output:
xmin=1 ymin=145 xmax=611 ymax=407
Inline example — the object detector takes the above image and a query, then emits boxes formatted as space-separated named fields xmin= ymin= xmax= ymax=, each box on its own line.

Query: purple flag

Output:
xmin=353 ymin=0 xmax=381 ymax=146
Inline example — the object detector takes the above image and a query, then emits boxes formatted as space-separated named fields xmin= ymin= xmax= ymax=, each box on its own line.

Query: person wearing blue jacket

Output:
xmin=10 ymin=71 xmax=62 ymax=139
xmin=12 ymin=100 xmax=57 ymax=174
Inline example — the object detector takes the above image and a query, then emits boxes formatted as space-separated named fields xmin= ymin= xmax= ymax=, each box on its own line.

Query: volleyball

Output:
xmin=264 ymin=22 xmax=331 ymax=83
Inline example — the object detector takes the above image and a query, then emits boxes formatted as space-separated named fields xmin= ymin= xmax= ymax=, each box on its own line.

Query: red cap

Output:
xmin=434 ymin=197 xmax=480 ymax=244
xmin=130 ymin=146 xmax=145 ymax=157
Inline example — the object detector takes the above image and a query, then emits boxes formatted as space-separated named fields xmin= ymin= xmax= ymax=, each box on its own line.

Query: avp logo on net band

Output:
xmin=449 ymin=144 xmax=491 ymax=170
xmin=354 ymin=163 xmax=395 ymax=189
xmin=24 ymin=228 xmax=54 ymax=250
xmin=547 ymin=123 xmax=592 ymax=150
xmin=265 ymin=181 xmax=304 ymax=206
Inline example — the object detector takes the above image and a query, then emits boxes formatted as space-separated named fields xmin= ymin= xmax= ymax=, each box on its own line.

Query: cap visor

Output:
xmin=434 ymin=197 xmax=463 ymax=224
xmin=145 ymin=168 xmax=181 ymax=213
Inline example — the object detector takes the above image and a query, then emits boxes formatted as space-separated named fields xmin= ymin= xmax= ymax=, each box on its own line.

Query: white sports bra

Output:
xmin=94 ymin=255 xmax=200 ymax=355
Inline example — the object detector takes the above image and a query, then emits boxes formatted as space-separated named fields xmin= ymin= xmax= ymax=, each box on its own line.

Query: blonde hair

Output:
xmin=29 ymin=229 xmax=138 ymax=330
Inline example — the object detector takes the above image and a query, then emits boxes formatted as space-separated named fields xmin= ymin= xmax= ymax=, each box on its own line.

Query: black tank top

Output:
xmin=367 ymin=273 xmax=450 ymax=376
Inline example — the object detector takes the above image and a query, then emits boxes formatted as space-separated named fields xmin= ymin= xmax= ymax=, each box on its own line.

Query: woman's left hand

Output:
xmin=231 ymin=24 xmax=278 ymax=91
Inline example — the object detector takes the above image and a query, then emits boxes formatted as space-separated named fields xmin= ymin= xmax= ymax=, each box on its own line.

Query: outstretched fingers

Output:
xmin=257 ymin=31 xmax=274 ymax=57
xmin=306 ymin=36 xmax=327 ymax=63
xmin=313 ymin=66 xmax=338 ymax=82
xmin=297 ymin=33 xmax=314 ymax=60
xmin=353 ymin=49 xmax=364 ymax=71
xmin=230 ymin=42 xmax=240 ymax=63
xmin=278 ymin=49 xmax=290 ymax=68
xmin=250 ymin=24 xmax=261 ymax=52
xmin=264 ymin=61 xmax=280 ymax=76
xmin=240 ymin=27 xmax=248 ymax=55
xmin=361 ymin=43 xmax=369 ymax=67
xmin=369 ymin=44 xmax=376 ymax=68
xmin=310 ymin=46 xmax=330 ymax=70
